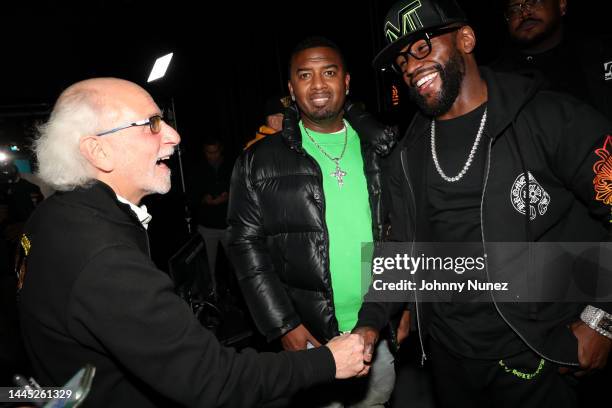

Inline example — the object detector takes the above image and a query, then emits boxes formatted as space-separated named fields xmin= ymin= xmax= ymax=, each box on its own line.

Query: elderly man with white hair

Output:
xmin=17 ymin=78 xmax=365 ymax=408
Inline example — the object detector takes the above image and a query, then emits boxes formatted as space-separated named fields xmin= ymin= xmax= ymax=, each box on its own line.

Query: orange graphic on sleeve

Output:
xmin=593 ymin=135 xmax=612 ymax=206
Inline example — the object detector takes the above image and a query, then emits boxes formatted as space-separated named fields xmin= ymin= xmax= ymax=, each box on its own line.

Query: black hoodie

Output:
xmin=357 ymin=67 xmax=612 ymax=365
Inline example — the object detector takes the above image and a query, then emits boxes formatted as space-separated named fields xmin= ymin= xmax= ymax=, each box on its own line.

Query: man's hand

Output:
xmin=351 ymin=326 xmax=379 ymax=377
xmin=352 ymin=326 xmax=379 ymax=362
xmin=558 ymin=321 xmax=612 ymax=376
xmin=326 ymin=333 xmax=365 ymax=379
xmin=397 ymin=310 xmax=410 ymax=344
xmin=280 ymin=324 xmax=322 ymax=351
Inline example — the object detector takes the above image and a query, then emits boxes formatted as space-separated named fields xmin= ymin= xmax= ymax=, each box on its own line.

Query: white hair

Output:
xmin=34 ymin=88 xmax=106 ymax=191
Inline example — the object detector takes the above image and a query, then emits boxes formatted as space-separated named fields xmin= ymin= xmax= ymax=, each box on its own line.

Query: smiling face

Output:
xmin=288 ymin=46 xmax=350 ymax=132
xmin=100 ymin=81 xmax=180 ymax=203
xmin=396 ymin=30 xmax=466 ymax=117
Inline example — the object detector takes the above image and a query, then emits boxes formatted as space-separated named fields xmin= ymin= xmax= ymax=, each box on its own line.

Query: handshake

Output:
xmin=325 ymin=327 xmax=380 ymax=379
xmin=282 ymin=312 xmax=411 ymax=379
xmin=281 ymin=323 xmax=382 ymax=379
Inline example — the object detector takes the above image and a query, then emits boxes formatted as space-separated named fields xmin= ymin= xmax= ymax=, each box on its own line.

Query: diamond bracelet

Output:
xmin=580 ymin=305 xmax=612 ymax=340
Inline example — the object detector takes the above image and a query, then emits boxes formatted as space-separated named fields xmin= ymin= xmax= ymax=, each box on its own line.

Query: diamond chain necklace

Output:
xmin=430 ymin=107 xmax=487 ymax=183
xmin=303 ymin=121 xmax=348 ymax=188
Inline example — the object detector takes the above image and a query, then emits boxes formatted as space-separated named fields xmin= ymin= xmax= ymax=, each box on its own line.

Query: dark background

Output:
xmin=0 ymin=0 xmax=610 ymax=260
xmin=1 ymin=0 xmax=611 ymax=152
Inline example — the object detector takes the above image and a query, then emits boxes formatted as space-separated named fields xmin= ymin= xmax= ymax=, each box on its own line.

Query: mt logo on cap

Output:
xmin=373 ymin=0 xmax=467 ymax=70
xmin=384 ymin=0 xmax=427 ymax=43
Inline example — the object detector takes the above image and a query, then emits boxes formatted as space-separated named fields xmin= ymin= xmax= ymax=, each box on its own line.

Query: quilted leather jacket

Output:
xmin=228 ymin=101 xmax=397 ymax=344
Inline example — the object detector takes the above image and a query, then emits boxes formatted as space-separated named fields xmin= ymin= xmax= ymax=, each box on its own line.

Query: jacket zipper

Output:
xmin=301 ymin=147 xmax=338 ymax=338
xmin=400 ymin=150 xmax=427 ymax=366
xmin=479 ymin=138 xmax=577 ymax=367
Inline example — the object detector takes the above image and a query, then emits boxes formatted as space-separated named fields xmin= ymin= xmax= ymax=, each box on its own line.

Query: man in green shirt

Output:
xmin=228 ymin=37 xmax=398 ymax=407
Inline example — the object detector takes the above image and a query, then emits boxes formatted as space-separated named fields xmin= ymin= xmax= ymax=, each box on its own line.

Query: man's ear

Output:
xmin=79 ymin=135 xmax=114 ymax=172
xmin=287 ymin=81 xmax=295 ymax=102
xmin=344 ymin=72 xmax=351 ymax=95
xmin=457 ymin=26 xmax=477 ymax=54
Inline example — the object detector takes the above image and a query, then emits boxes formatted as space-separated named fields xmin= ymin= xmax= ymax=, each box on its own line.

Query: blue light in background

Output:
xmin=14 ymin=159 xmax=32 ymax=173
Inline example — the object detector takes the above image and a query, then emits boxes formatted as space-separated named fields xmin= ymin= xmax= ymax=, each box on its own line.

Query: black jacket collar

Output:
xmin=280 ymin=102 xmax=396 ymax=155
xmin=58 ymin=180 xmax=145 ymax=229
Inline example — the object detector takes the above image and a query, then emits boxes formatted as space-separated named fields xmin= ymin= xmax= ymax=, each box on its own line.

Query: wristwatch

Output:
xmin=580 ymin=305 xmax=612 ymax=340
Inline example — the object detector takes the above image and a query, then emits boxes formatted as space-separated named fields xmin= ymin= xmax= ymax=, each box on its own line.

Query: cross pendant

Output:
xmin=331 ymin=161 xmax=347 ymax=188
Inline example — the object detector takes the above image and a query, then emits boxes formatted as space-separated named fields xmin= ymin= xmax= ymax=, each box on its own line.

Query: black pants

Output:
xmin=428 ymin=339 xmax=578 ymax=408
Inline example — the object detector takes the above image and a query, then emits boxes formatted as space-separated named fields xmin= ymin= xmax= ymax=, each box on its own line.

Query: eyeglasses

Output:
xmin=391 ymin=26 xmax=461 ymax=75
xmin=504 ymin=0 xmax=545 ymax=21
xmin=96 ymin=115 xmax=163 ymax=136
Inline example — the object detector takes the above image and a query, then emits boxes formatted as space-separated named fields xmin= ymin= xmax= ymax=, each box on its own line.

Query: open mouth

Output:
xmin=156 ymin=153 xmax=173 ymax=167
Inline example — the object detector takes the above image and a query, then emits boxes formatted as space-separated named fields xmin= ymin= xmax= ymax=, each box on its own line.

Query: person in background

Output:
xmin=491 ymin=0 xmax=612 ymax=119
xmin=244 ymin=95 xmax=292 ymax=149
xmin=192 ymin=138 xmax=233 ymax=276
xmin=0 ymin=162 xmax=42 ymax=384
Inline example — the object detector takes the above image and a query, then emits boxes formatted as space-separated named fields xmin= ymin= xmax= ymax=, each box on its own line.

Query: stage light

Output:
xmin=147 ymin=53 xmax=173 ymax=83
xmin=145 ymin=51 xmax=190 ymax=233
xmin=0 ymin=152 xmax=9 ymax=162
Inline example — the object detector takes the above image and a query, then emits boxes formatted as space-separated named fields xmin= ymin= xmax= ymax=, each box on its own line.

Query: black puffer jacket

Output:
xmin=228 ymin=102 xmax=396 ymax=344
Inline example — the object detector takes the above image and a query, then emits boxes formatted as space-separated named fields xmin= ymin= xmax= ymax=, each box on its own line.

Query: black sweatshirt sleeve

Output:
xmin=68 ymin=245 xmax=335 ymax=408
xmin=547 ymin=97 xmax=612 ymax=314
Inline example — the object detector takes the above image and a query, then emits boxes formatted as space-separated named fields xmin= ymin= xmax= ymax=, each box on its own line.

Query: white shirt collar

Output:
xmin=116 ymin=195 xmax=152 ymax=229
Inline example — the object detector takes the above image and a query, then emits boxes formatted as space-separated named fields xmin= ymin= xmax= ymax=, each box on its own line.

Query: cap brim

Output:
xmin=372 ymin=20 xmax=466 ymax=71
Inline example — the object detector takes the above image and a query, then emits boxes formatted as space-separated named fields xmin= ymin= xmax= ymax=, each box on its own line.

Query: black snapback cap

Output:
xmin=373 ymin=0 xmax=467 ymax=71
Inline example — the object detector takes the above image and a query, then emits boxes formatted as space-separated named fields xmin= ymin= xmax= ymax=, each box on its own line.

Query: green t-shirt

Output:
xmin=300 ymin=120 xmax=373 ymax=332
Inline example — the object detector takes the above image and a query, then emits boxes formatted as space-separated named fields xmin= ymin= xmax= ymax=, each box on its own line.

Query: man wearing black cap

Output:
xmin=353 ymin=0 xmax=612 ymax=407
